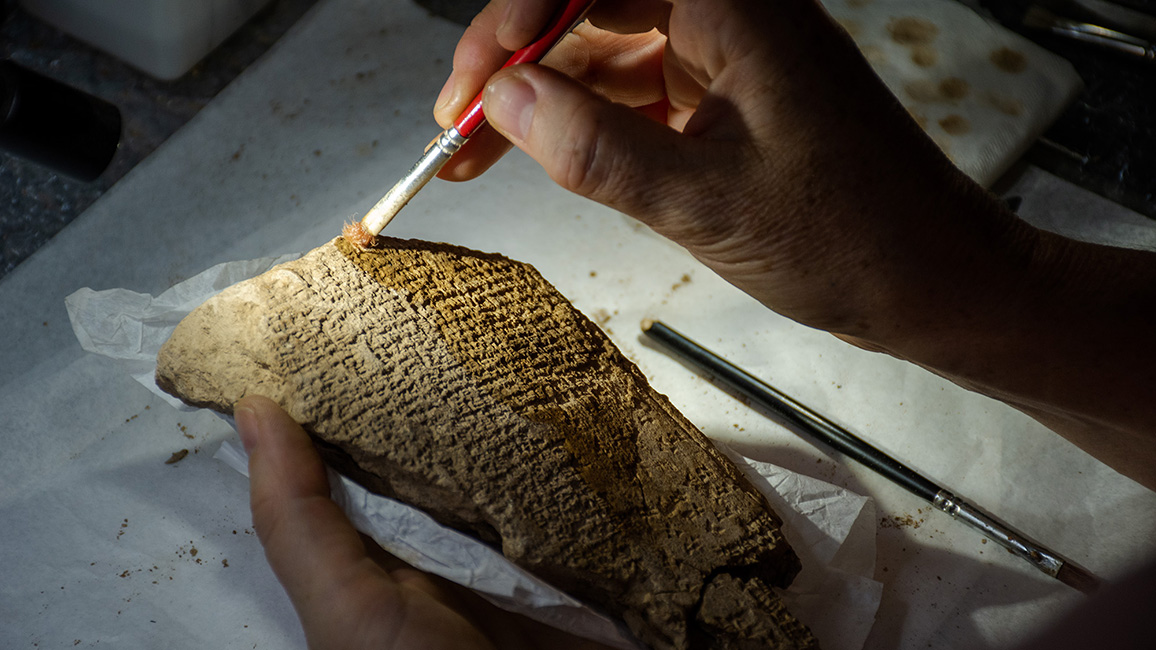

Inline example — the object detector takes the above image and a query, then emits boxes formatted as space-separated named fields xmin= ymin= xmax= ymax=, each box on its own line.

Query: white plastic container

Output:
xmin=20 ymin=0 xmax=273 ymax=80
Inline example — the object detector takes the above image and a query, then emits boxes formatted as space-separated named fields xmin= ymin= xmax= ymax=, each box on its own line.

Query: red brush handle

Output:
xmin=453 ymin=0 xmax=594 ymax=137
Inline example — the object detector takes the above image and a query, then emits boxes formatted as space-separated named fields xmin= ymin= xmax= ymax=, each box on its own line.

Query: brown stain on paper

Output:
xmin=887 ymin=17 xmax=938 ymax=45
xmin=938 ymin=114 xmax=971 ymax=136
xmin=887 ymin=16 xmax=942 ymax=70
xmin=990 ymin=47 xmax=1028 ymax=73
xmin=938 ymin=77 xmax=970 ymax=102
xmin=910 ymin=45 xmax=937 ymax=67
xmin=904 ymin=77 xmax=970 ymax=104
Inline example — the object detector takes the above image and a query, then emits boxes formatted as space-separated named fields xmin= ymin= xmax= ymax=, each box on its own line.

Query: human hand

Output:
xmin=431 ymin=1 xmax=1156 ymax=487
xmin=432 ymin=0 xmax=1026 ymax=341
xmin=233 ymin=394 xmax=612 ymax=650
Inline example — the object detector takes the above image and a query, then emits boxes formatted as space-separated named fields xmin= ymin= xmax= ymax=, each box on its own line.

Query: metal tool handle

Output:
xmin=641 ymin=319 xmax=1102 ymax=593
xmin=932 ymin=490 xmax=1064 ymax=576
xmin=360 ymin=127 xmax=467 ymax=235
xmin=642 ymin=319 xmax=943 ymax=501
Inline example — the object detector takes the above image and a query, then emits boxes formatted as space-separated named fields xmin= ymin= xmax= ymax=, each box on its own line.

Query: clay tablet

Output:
xmin=156 ymin=236 xmax=818 ymax=650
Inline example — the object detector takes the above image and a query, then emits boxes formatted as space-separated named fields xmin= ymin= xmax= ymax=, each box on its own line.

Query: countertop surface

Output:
xmin=1 ymin=1 xmax=1154 ymax=650
xmin=0 ymin=0 xmax=322 ymax=279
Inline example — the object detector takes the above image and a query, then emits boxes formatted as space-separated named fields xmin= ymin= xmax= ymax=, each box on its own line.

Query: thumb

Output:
xmin=482 ymin=64 xmax=742 ymax=241
xmin=234 ymin=395 xmax=375 ymax=604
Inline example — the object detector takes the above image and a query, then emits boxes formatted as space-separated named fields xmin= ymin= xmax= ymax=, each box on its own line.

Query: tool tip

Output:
xmin=342 ymin=221 xmax=379 ymax=249
xmin=1057 ymin=561 xmax=1102 ymax=595
xmin=640 ymin=318 xmax=655 ymax=332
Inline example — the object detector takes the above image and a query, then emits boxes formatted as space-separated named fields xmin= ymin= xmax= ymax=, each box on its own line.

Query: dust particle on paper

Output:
xmin=879 ymin=513 xmax=924 ymax=529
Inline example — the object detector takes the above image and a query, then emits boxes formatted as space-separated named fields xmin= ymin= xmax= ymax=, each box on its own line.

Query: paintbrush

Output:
xmin=346 ymin=0 xmax=594 ymax=245
xmin=640 ymin=319 xmax=1102 ymax=595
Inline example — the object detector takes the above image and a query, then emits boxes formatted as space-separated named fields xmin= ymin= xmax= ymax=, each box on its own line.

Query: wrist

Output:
xmin=857 ymin=193 xmax=1156 ymax=458
xmin=842 ymin=173 xmax=1034 ymax=345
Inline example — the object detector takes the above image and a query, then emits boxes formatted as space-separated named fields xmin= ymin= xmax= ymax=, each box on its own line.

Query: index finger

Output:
xmin=434 ymin=0 xmax=671 ymax=126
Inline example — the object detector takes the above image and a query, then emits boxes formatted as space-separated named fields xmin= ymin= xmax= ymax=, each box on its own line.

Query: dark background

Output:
xmin=977 ymin=0 xmax=1154 ymax=217
xmin=1 ymin=0 xmax=1152 ymax=281
xmin=0 ymin=0 xmax=322 ymax=280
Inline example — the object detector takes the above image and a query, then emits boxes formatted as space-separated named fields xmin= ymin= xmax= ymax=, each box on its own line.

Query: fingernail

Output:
xmin=434 ymin=71 xmax=456 ymax=115
xmin=235 ymin=403 xmax=260 ymax=453
xmin=485 ymin=73 xmax=536 ymax=143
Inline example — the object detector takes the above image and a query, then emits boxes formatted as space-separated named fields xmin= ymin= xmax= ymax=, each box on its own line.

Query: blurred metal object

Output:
xmin=641 ymin=318 xmax=1103 ymax=595
xmin=1023 ymin=4 xmax=1156 ymax=63
xmin=0 ymin=59 xmax=121 ymax=181
xmin=1052 ymin=0 xmax=1156 ymax=42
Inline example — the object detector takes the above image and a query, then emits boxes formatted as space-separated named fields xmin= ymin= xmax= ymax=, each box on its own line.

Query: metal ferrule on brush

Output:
xmin=933 ymin=490 xmax=1064 ymax=577
xmin=360 ymin=126 xmax=468 ymax=236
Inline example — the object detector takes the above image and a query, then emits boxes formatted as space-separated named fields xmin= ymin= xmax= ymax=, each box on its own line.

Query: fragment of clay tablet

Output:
xmin=156 ymin=236 xmax=818 ymax=650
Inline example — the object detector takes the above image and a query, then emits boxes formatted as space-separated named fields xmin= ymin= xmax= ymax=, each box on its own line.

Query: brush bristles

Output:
xmin=342 ymin=221 xmax=378 ymax=249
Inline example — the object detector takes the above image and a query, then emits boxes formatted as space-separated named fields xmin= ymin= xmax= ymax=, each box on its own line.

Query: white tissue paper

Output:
xmin=66 ymin=255 xmax=883 ymax=650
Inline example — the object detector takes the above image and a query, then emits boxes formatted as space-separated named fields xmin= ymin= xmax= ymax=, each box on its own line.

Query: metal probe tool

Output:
xmin=641 ymin=319 xmax=1102 ymax=595
xmin=358 ymin=0 xmax=594 ymax=237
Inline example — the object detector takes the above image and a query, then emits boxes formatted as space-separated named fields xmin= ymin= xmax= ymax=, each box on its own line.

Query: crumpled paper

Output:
xmin=65 ymin=255 xmax=883 ymax=650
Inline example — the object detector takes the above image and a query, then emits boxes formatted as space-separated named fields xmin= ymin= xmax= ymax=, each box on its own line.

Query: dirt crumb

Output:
xmin=880 ymin=513 xmax=925 ymax=529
